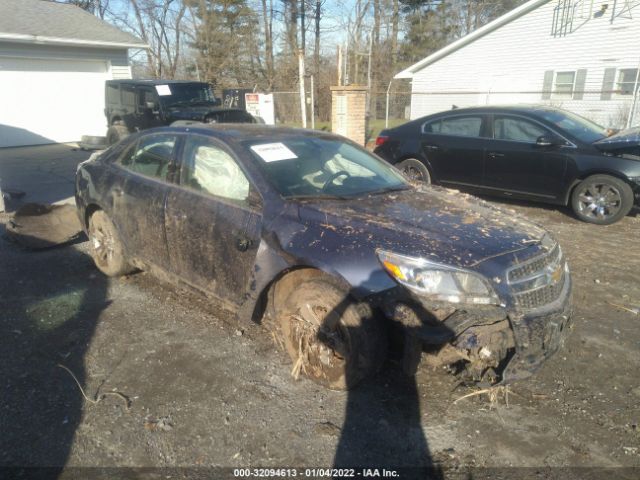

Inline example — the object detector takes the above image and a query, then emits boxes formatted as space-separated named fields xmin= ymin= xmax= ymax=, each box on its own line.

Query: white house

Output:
xmin=395 ymin=0 xmax=640 ymax=129
xmin=0 ymin=0 xmax=146 ymax=148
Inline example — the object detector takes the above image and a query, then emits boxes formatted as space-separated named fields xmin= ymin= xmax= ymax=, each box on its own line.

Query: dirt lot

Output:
xmin=1 ymin=193 xmax=639 ymax=478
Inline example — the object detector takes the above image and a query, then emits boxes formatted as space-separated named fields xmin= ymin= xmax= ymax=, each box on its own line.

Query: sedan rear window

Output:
xmin=424 ymin=116 xmax=483 ymax=137
xmin=243 ymin=137 xmax=407 ymax=198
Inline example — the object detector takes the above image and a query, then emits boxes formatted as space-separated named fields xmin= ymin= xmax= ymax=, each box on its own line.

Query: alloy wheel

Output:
xmin=576 ymin=182 xmax=622 ymax=221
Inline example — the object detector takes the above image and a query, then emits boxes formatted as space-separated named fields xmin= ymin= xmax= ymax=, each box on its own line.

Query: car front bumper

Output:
xmin=377 ymin=273 xmax=573 ymax=383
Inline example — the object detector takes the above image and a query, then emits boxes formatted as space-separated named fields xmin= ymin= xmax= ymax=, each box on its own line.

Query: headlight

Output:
xmin=377 ymin=249 xmax=500 ymax=305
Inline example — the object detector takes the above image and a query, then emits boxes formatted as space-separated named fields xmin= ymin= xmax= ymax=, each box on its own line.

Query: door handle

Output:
xmin=112 ymin=187 xmax=124 ymax=197
xmin=424 ymin=144 xmax=440 ymax=151
xmin=236 ymin=237 xmax=253 ymax=252
xmin=488 ymin=152 xmax=505 ymax=158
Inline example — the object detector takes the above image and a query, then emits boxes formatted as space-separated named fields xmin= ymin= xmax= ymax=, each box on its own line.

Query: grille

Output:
xmin=514 ymin=274 xmax=565 ymax=310
xmin=508 ymin=245 xmax=566 ymax=310
xmin=508 ymin=244 xmax=561 ymax=283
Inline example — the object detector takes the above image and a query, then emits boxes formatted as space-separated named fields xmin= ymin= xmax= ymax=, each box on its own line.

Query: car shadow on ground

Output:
xmin=316 ymin=289 xmax=450 ymax=479
xmin=0 ymin=225 xmax=109 ymax=478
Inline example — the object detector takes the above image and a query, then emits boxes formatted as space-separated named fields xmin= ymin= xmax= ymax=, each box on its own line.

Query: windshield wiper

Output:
xmin=288 ymin=193 xmax=354 ymax=201
xmin=366 ymin=185 xmax=411 ymax=196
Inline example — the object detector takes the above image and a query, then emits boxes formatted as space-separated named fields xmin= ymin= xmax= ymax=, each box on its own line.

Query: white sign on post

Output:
xmin=245 ymin=93 xmax=275 ymax=125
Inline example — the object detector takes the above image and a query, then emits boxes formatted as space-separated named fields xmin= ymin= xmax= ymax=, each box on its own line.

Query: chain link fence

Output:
xmin=383 ymin=87 xmax=640 ymax=131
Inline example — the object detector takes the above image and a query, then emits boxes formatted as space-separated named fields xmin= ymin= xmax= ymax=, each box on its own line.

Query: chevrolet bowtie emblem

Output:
xmin=548 ymin=263 xmax=563 ymax=284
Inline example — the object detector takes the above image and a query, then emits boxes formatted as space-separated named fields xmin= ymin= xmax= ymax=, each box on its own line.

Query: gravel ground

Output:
xmin=0 ymin=198 xmax=639 ymax=479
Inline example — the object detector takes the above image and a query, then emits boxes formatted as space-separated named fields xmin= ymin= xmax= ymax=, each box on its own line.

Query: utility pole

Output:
xmin=366 ymin=30 xmax=373 ymax=118
xmin=299 ymin=50 xmax=307 ymax=128
xmin=310 ymin=75 xmax=315 ymax=129
xmin=337 ymin=45 xmax=343 ymax=86
xmin=300 ymin=0 xmax=305 ymax=55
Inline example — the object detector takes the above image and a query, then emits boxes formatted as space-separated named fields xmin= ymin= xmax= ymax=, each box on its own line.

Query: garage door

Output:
xmin=0 ymin=57 xmax=109 ymax=147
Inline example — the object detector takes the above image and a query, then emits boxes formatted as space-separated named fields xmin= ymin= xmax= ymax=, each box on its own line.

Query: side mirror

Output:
xmin=535 ymin=134 xmax=564 ymax=147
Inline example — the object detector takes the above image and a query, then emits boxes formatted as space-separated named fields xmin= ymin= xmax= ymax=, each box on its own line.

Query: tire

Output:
xmin=106 ymin=124 xmax=129 ymax=146
xmin=396 ymin=158 xmax=431 ymax=184
xmin=571 ymin=174 xmax=634 ymax=225
xmin=87 ymin=210 xmax=132 ymax=276
xmin=276 ymin=278 xmax=387 ymax=390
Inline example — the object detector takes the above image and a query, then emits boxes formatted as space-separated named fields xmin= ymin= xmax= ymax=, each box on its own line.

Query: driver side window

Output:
xmin=180 ymin=136 xmax=250 ymax=202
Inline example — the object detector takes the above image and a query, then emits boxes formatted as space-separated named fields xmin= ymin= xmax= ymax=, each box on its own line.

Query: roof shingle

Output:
xmin=0 ymin=0 xmax=146 ymax=48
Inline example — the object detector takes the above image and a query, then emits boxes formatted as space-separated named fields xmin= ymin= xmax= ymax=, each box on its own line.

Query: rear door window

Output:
xmin=424 ymin=116 xmax=483 ymax=137
xmin=118 ymin=133 xmax=177 ymax=180
xmin=493 ymin=116 xmax=548 ymax=143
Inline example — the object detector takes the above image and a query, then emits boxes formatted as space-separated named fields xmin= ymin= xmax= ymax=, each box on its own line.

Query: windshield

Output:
xmin=537 ymin=109 xmax=607 ymax=143
xmin=158 ymin=83 xmax=217 ymax=107
xmin=243 ymin=137 xmax=408 ymax=198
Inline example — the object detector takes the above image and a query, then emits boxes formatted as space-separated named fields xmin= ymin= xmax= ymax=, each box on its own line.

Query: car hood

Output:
xmin=593 ymin=127 xmax=640 ymax=153
xmin=295 ymin=185 xmax=548 ymax=269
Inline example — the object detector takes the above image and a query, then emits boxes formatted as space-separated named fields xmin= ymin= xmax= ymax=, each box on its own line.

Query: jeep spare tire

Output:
xmin=106 ymin=124 xmax=129 ymax=145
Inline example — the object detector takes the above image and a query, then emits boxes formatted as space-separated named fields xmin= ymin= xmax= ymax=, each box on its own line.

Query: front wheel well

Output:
xmin=252 ymin=267 xmax=345 ymax=325
xmin=565 ymin=172 xmax=634 ymax=205
xmin=84 ymin=204 xmax=102 ymax=229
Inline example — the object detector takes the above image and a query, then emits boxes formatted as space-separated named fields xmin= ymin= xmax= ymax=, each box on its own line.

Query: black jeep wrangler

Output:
xmin=105 ymin=80 xmax=257 ymax=145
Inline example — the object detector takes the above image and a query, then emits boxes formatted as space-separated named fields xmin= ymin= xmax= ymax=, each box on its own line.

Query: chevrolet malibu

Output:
xmin=75 ymin=125 xmax=572 ymax=389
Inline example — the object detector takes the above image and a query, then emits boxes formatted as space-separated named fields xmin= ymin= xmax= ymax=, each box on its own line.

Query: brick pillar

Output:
xmin=330 ymin=85 xmax=368 ymax=146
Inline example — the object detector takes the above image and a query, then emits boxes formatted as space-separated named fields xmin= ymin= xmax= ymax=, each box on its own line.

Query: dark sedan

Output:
xmin=76 ymin=125 xmax=572 ymax=389
xmin=374 ymin=106 xmax=640 ymax=225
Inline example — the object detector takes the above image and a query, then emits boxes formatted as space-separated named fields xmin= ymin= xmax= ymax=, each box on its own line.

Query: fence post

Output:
xmin=385 ymin=80 xmax=393 ymax=128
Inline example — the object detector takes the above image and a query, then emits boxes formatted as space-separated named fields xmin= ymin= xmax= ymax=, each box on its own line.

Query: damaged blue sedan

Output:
xmin=75 ymin=125 xmax=572 ymax=389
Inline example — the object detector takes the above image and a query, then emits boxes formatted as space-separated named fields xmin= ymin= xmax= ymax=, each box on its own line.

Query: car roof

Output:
xmin=164 ymin=124 xmax=342 ymax=142
xmin=423 ymin=104 xmax=566 ymax=117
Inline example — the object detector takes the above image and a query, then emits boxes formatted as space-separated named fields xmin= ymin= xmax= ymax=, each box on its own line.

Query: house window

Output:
xmin=554 ymin=71 xmax=576 ymax=96
xmin=617 ymin=69 xmax=639 ymax=96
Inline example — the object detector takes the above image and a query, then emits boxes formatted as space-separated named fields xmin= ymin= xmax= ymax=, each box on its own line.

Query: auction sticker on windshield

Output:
xmin=250 ymin=143 xmax=298 ymax=162
xmin=155 ymin=85 xmax=172 ymax=96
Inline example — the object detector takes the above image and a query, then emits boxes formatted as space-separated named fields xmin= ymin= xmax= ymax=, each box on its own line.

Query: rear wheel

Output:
xmin=397 ymin=158 xmax=431 ymax=184
xmin=87 ymin=210 xmax=132 ymax=276
xmin=275 ymin=277 xmax=387 ymax=390
xmin=571 ymin=175 xmax=633 ymax=225
xmin=106 ymin=124 xmax=129 ymax=145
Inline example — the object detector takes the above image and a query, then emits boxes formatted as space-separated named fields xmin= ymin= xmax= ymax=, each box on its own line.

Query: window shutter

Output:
xmin=601 ymin=68 xmax=616 ymax=100
xmin=573 ymin=69 xmax=587 ymax=99
xmin=541 ymin=70 xmax=554 ymax=99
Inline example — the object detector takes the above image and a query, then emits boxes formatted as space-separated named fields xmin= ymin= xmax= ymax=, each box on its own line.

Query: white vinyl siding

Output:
xmin=408 ymin=0 xmax=640 ymax=128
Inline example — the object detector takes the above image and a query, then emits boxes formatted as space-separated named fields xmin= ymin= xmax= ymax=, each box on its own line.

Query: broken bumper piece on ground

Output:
xmin=6 ymin=203 xmax=83 ymax=249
